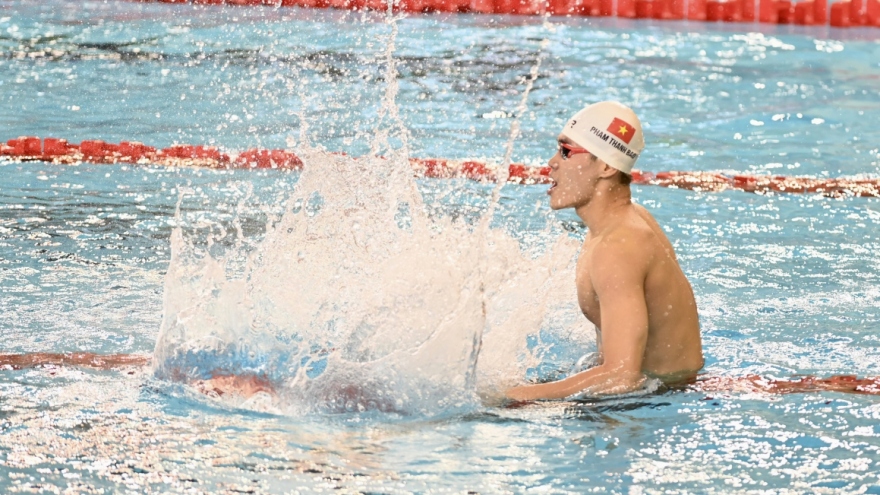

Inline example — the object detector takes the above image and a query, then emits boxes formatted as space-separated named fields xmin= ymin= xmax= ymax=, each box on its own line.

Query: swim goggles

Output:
xmin=558 ymin=142 xmax=591 ymax=160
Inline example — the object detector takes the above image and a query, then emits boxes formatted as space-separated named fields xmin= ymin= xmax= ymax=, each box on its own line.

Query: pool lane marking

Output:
xmin=3 ymin=135 xmax=879 ymax=197
xmin=114 ymin=0 xmax=880 ymax=30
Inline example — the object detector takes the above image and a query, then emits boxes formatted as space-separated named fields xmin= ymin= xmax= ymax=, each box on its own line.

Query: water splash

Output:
xmin=152 ymin=14 xmax=593 ymax=417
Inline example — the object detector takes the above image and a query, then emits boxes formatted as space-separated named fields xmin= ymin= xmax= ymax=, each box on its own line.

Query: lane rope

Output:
xmin=135 ymin=0 xmax=880 ymax=29
xmin=3 ymin=135 xmax=879 ymax=197
xmin=1 ymin=352 xmax=878 ymax=397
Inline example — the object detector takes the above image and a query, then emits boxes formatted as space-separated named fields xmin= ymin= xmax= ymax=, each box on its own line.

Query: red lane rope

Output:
xmin=1 ymin=352 xmax=879 ymax=397
xmin=138 ymin=0 xmax=880 ymax=29
xmin=4 ymin=135 xmax=879 ymax=197
xmin=693 ymin=374 xmax=880 ymax=395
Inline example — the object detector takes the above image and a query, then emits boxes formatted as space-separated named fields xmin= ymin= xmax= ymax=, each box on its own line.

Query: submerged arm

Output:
xmin=506 ymin=236 xmax=650 ymax=401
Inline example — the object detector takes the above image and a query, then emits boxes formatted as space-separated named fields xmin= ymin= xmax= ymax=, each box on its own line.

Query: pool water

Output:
xmin=2 ymin=1 xmax=880 ymax=493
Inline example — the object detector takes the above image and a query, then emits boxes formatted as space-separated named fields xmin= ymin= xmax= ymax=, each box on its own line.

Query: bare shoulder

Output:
xmin=631 ymin=203 xmax=664 ymax=229
xmin=631 ymin=202 xmax=679 ymax=261
xmin=589 ymin=216 xmax=655 ymax=285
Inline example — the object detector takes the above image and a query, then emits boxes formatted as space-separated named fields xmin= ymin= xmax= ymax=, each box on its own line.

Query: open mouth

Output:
xmin=547 ymin=179 xmax=557 ymax=195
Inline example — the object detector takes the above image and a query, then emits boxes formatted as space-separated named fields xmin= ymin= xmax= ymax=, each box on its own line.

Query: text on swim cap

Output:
xmin=590 ymin=126 xmax=639 ymax=160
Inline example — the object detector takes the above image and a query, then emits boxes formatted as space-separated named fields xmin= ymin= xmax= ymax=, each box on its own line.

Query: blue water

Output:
xmin=2 ymin=1 xmax=880 ymax=493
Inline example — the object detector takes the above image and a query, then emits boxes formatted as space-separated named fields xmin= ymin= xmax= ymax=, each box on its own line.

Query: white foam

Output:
xmin=152 ymin=13 xmax=594 ymax=417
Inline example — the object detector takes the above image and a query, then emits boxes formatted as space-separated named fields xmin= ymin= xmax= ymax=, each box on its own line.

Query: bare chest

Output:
xmin=575 ymin=244 xmax=601 ymax=326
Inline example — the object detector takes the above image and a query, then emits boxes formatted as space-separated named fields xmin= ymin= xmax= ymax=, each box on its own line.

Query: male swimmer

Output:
xmin=3 ymin=101 xmax=879 ymax=401
xmin=505 ymin=101 xmax=704 ymax=401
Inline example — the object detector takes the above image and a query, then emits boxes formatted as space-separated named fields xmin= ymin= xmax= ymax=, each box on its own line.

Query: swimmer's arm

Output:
xmin=506 ymin=237 xmax=649 ymax=401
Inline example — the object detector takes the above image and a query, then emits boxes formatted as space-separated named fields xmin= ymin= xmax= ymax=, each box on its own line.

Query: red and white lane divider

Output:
xmin=3 ymin=135 xmax=879 ymax=197
xmin=135 ymin=0 xmax=880 ymax=29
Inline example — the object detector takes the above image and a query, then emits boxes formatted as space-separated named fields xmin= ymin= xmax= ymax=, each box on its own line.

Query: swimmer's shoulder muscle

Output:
xmin=631 ymin=203 xmax=678 ymax=261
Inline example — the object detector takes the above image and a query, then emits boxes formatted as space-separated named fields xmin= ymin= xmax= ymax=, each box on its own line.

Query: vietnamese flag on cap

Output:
xmin=607 ymin=117 xmax=635 ymax=145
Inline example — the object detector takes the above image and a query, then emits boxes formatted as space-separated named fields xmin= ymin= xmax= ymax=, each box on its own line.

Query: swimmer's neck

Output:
xmin=575 ymin=185 xmax=632 ymax=236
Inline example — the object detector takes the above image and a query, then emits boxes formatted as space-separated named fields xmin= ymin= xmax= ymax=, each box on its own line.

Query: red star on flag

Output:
xmin=607 ymin=117 xmax=635 ymax=145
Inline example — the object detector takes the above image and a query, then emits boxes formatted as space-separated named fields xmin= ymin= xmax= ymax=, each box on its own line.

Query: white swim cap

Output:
xmin=562 ymin=101 xmax=645 ymax=175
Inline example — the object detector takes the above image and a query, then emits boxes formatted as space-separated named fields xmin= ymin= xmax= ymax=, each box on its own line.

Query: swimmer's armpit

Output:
xmin=0 ymin=352 xmax=151 ymax=370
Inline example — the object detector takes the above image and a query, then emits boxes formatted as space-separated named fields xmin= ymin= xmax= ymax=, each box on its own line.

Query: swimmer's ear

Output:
xmin=596 ymin=160 xmax=619 ymax=180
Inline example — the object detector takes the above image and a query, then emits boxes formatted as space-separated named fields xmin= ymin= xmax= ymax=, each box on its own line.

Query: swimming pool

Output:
xmin=2 ymin=0 xmax=880 ymax=492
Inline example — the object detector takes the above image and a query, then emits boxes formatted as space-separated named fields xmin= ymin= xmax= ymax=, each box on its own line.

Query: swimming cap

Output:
xmin=561 ymin=101 xmax=645 ymax=175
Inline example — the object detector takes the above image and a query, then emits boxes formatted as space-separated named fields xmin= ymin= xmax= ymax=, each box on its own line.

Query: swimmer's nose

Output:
xmin=548 ymin=151 xmax=560 ymax=170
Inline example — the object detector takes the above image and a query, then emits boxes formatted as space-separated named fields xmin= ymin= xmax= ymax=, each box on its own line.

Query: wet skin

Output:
xmin=505 ymin=134 xmax=704 ymax=401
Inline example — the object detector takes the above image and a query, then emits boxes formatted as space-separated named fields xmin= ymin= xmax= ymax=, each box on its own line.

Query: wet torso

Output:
xmin=575 ymin=204 xmax=703 ymax=382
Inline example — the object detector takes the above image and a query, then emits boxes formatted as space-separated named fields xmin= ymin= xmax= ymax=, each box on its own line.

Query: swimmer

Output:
xmin=505 ymin=101 xmax=704 ymax=401
xmin=0 ymin=102 xmax=876 ymax=403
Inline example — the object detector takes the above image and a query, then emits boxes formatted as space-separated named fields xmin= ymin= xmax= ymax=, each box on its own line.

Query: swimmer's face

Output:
xmin=547 ymin=134 xmax=602 ymax=211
